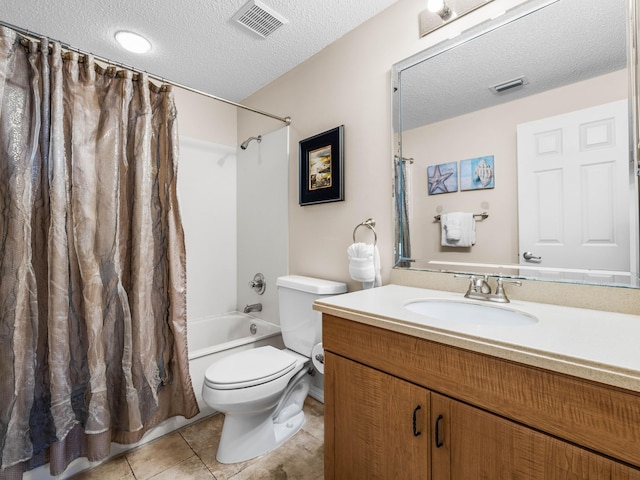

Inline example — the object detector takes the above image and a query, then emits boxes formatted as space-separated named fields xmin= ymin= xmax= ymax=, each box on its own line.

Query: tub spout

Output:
xmin=243 ymin=303 xmax=262 ymax=313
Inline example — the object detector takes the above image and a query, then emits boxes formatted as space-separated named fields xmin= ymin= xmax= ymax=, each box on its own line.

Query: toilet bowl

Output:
xmin=201 ymin=275 xmax=346 ymax=464
xmin=203 ymin=346 xmax=310 ymax=464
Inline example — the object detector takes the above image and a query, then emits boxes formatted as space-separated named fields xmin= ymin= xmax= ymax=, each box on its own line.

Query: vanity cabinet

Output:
xmin=431 ymin=393 xmax=640 ymax=479
xmin=326 ymin=352 xmax=430 ymax=479
xmin=323 ymin=313 xmax=640 ymax=479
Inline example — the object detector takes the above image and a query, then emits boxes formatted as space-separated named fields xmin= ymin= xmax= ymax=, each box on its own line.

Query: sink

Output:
xmin=404 ymin=300 xmax=538 ymax=327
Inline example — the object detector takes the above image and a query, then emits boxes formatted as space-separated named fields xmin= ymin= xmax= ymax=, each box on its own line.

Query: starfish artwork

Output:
xmin=427 ymin=162 xmax=458 ymax=195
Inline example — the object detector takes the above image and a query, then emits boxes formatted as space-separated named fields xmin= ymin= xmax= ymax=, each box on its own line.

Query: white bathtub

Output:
xmin=188 ymin=313 xmax=285 ymax=415
xmin=188 ymin=312 xmax=282 ymax=360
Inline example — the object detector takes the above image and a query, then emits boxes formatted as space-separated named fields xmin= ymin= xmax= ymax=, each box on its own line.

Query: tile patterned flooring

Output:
xmin=71 ymin=397 xmax=324 ymax=480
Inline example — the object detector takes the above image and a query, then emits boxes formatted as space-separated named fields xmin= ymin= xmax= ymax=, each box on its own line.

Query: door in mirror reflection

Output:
xmin=517 ymin=100 xmax=634 ymax=273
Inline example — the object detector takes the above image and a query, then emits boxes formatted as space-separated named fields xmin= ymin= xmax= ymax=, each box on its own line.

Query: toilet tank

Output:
xmin=276 ymin=275 xmax=347 ymax=356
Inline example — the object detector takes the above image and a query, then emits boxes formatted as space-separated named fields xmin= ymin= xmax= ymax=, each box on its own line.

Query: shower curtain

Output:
xmin=394 ymin=155 xmax=412 ymax=267
xmin=0 ymin=26 xmax=198 ymax=477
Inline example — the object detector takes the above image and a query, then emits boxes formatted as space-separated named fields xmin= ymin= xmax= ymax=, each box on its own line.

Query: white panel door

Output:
xmin=517 ymin=100 xmax=632 ymax=271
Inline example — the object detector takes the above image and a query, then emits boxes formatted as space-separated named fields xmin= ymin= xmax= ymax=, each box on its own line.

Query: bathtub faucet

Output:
xmin=243 ymin=303 xmax=263 ymax=313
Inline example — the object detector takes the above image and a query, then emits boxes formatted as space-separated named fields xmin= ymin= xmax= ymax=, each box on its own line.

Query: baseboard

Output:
xmin=309 ymin=384 xmax=324 ymax=403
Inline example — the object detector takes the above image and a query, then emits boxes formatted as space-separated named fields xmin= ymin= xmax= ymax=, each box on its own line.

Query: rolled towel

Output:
xmin=362 ymin=245 xmax=382 ymax=289
xmin=348 ymin=242 xmax=375 ymax=282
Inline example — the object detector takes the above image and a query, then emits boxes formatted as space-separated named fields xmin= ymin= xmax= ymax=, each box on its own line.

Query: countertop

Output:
xmin=313 ymin=284 xmax=640 ymax=393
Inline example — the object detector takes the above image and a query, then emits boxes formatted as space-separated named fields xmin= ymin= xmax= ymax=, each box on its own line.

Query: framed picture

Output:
xmin=299 ymin=125 xmax=344 ymax=205
xmin=460 ymin=155 xmax=495 ymax=191
xmin=427 ymin=161 xmax=458 ymax=195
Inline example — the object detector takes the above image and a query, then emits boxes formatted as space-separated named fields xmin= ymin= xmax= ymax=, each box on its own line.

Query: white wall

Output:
xmin=178 ymin=136 xmax=238 ymax=319
xmin=175 ymin=89 xmax=290 ymax=326
xmin=236 ymin=127 xmax=290 ymax=326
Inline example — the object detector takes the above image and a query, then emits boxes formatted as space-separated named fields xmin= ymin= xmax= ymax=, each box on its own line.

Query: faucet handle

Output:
xmin=454 ymin=274 xmax=478 ymax=295
xmin=495 ymin=278 xmax=522 ymax=299
xmin=475 ymin=275 xmax=492 ymax=294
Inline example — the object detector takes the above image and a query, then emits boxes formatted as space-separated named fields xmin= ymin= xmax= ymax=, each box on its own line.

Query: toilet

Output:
xmin=202 ymin=275 xmax=347 ymax=464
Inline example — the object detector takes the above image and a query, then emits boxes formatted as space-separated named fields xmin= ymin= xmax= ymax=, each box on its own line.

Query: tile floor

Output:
xmin=71 ymin=397 xmax=325 ymax=480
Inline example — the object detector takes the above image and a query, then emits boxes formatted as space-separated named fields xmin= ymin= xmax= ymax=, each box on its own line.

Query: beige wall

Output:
xmin=238 ymin=0 xmax=530 ymax=291
xmin=174 ymin=87 xmax=237 ymax=145
xmin=238 ymin=0 xmax=639 ymax=310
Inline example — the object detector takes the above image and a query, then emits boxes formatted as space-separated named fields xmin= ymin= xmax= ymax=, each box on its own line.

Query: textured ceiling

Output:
xmin=399 ymin=0 xmax=627 ymax=130
xmin=1 ymin=0 xmax=398 ymax=102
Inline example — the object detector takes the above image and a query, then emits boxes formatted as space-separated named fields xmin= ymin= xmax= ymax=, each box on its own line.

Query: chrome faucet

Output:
xmin=455 ymin=274 xmax=521 ymax=303
xmin=243 ymin=303 xmax=262 ymax=313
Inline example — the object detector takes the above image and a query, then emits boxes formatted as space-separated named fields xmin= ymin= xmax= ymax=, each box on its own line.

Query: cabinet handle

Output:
xmin=435 ymin=414 xmax=444 ymax=448
xmin=412 ymin=405 xmax=422 ymax=437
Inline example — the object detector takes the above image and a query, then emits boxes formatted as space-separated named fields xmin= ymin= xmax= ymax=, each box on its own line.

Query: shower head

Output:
xmin=240 ymin=135 xmax=262 ymax=150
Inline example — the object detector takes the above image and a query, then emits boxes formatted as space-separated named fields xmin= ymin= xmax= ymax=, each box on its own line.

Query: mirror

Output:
xmin=392 ymin=0 xmax=640 ymax=287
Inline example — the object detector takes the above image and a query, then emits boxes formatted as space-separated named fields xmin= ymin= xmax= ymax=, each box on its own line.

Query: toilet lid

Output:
xmin=204 ymin=346 xmax=297 ymax=390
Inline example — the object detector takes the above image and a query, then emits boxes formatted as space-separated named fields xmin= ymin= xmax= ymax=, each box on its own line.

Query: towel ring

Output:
xmin=353 ymin=218 xmax=377 ymax=245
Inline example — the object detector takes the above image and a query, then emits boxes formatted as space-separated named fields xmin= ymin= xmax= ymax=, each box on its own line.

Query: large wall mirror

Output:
xmin=392 ymin=0 xmax=640 ymax=288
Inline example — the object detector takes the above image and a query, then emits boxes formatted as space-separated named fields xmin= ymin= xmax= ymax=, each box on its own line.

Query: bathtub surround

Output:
xmin=0 ymin=28 xmax=198 ymax=478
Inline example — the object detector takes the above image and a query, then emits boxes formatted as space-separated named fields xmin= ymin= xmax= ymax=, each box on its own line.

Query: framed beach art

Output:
xmin=460 ymin=155 xmax=495 ymax=190
xmin=299 ymin=125 xmax=344 ymax=205
xmin=427 ymin=161 xmax=458 ymax=195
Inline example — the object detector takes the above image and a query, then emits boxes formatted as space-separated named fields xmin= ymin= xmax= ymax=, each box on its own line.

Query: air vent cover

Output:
xmin=233 ymin=0 xmax=288 ymax=38
xmin=490 ymin=76 xmax=529 ymax=94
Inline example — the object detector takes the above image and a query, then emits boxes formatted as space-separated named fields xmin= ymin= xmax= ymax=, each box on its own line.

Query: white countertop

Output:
xmin=313 ymin=284 xmax=640 ymax=393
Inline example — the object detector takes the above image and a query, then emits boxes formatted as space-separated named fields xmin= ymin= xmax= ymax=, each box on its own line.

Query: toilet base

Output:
xmin=215 ymin=373 xmax=311 ymax=464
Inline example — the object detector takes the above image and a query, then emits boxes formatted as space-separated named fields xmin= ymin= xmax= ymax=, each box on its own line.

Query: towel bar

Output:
xmin=434 ymin=212 xmax=489 ymax=221
xmin=353 ymin=218 xmax=377 ymax=245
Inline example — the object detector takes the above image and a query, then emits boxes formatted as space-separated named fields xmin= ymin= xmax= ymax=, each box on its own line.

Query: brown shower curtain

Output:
xmin=0 ymin=26 xmax=198 ymax=478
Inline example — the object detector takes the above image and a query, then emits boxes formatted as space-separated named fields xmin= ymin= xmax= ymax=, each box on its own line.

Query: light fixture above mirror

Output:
xmin=419 ymin=0 xmax=494 ymax=37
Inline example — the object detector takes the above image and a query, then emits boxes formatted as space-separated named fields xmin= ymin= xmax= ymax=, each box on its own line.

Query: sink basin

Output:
xmin=404 ymin=300 xmax=538 ymax=327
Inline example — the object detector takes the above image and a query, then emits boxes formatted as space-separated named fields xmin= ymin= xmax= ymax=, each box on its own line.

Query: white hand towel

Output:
xmin=348 ymin=242 xmax=375 ymax=282
xmin=362 ymin=245 xmax=382 ymax=290
xmin=441 ymin=212 xmax=476 ymax=247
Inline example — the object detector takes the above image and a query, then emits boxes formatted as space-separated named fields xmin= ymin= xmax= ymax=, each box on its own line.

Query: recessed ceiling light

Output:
xmin=115 ymin=31 xmax=151 ymax=54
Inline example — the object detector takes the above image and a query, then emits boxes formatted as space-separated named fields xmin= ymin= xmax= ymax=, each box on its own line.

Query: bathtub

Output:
xmin=187 ymin=312 xmax=285 ymax=415
xmin=188 ymin=312 xmax=282 ymax=360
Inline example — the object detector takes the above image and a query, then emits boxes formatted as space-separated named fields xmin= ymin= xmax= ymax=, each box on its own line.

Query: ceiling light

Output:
xmin=115 ymin=31 xmax=151 ymax=54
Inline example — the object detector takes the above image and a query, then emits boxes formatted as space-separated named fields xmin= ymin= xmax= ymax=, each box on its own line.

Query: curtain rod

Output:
xmin=0 ymin=20 xmax=292 ymax=126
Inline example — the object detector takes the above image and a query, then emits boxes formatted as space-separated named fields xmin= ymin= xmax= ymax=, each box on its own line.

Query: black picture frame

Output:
xmin=299 ymin=125 xmax=344 ymax=206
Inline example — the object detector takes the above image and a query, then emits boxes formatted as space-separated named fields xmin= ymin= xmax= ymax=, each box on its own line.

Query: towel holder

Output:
xmin=353 ymin=218 xmax=377 ymax=245
xmin=434 ymin=212 xmax=489 ymax=221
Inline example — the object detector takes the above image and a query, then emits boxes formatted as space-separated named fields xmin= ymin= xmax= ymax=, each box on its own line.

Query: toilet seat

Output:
xmin=204 ymin=346 xmax=297 ymax=390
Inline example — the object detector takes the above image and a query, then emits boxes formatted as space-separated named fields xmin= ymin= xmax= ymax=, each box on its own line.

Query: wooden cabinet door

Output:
xmin=325 ymin=352 xmax=430 ymax=480
xmin=431 ymin=393 xmax=640 ymax=480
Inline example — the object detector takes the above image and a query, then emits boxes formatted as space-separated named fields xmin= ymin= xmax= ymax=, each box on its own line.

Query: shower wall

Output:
xmin=174 ymin=88 xmax=289 ymax=326
xmin=236 ymin=127 xmax=290 ymax=326
xmin=178 ymin=136 xmax=238 ymax=319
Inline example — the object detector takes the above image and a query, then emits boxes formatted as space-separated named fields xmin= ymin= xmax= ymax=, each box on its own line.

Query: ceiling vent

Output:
xmin=233 ymin=0 xmax=289 ymax=38
xmin=490 ymin=76 xmax=529 ymax=94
